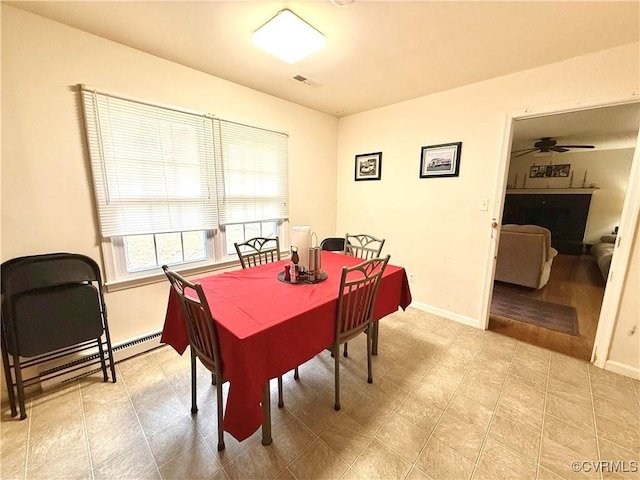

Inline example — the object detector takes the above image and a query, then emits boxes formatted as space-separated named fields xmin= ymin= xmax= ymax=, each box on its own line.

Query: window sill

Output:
xmin=104 ymin=258 xmax=241 ymax=292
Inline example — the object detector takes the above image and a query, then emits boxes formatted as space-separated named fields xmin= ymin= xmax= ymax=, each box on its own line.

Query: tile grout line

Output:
xmin=535 ymin=347 xmax=552 ymax=480
xmin=78 ymin=378 xmax=96 ymax=480
xmin=469 ymin=337 xmax=520 ymax=479
xmin=586 ymin=365 xmax=605 ymax=480
xmin=117 ymin=360 xmax=162 ymax=478
xmin=22 ymin=395 xmax=33 ymax=480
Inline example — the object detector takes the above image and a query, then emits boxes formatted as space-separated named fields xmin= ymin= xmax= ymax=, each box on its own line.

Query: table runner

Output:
xmin=161 ymin=251 xmax=411 ymax=441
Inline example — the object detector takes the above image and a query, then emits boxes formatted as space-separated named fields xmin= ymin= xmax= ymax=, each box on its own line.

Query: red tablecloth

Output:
xmin=161 ymin=251 xmax=411 ymax=441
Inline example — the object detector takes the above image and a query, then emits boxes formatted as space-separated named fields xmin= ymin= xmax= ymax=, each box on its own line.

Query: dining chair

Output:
xmin=342 ymin=234 xmax=386 ymax=357
xmin=234 ymin=236 xmax=281 ymax=269
xmin=330 ymin=255 xmax=390 ymax=411
xmin=233 ymin=237 xmax=299 ymax=382
xmin=162 ymin=265 xmax=287 ymax=450
xmin=344 ymin=233 xmax=385 ymax=260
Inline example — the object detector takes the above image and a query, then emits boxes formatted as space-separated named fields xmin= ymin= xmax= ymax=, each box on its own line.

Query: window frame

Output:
xmin=80 ymin=85 xmax=290 ymax=291
xmin=102 ymin=220 xmax=289 ymax=292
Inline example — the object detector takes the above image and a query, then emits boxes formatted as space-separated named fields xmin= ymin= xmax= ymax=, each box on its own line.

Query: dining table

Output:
xmin=160 ymin=250 xmax=412 ymax=444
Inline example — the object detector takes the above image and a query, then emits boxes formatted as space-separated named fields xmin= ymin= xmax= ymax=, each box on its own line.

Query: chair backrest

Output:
xmin=344 ymin=234 xmax=385 ymax=260
xmin=234 ymin=237 xmax=281 ymax=269
xmin=335 ymin=256 xmax=390 ymax=345
xmin=321 ymin=237 xmax=346 ymax=252
xmin=162 ymin=266 xmax=223 ymax=376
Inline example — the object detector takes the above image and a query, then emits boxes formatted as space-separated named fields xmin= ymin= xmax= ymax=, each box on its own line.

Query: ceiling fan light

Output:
xmin=253 ymin=9 xmax=326 ymax=64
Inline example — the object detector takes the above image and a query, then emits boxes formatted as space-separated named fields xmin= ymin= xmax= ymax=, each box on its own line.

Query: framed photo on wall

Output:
xmin=419 ymin=142 xmax=462 ymax=178
xmin=354 ymin=152 xmax=382 ymax=181
xmin=529 ymin=164 xmax=570 ymax=178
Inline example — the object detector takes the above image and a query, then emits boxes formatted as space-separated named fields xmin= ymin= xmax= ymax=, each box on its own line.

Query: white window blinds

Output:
xmin=81 ymin=87 xmax=218 ymax=237
xmin=214 ymin=119 xmax=289 ymax=225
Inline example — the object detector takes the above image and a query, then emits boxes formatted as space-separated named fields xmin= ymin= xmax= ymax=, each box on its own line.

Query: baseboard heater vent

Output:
xmin=39 ymin=331 xmax=164 ymax=387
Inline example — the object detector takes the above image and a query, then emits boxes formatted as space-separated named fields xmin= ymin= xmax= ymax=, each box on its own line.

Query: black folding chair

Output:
xmin=1 ymin=253 xmax=116 ymax=419
xmin=320 ymin=237 xmax=346 ymax=252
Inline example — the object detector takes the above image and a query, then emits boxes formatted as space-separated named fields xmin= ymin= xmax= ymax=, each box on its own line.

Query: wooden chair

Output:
xmin=234 ymin=237 xmax=280 ymax=269
xmin=345 ymin=233 xmax=385 ymax=260
xmin=330 ymin=255 xmax=389 ymax=411
xmin=162 ymin=265 xmax=286 ymax=451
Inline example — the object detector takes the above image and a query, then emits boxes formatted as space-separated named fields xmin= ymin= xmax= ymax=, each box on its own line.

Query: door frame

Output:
xmin=481 ymin=92 xmax=640 ymax=369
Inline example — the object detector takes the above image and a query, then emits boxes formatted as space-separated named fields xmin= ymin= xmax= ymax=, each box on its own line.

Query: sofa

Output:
xmin=591 ymin=235 xmax=616 ymax=281
xmin=495 ymin=224 xmax=559 ymax=289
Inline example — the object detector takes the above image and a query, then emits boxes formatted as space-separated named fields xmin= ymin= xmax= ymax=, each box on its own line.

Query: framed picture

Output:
xmin=529 ymin=164 xmax=570 ymax=178
xmin=354 ymin=152 xmax=382 ymax=181
xmin=419 ymin=142 xmax=462 ymax=178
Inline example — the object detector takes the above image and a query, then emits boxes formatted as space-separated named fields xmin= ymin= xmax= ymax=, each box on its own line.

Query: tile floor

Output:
xmin=2 ymin=308 xmax=639 ymax=480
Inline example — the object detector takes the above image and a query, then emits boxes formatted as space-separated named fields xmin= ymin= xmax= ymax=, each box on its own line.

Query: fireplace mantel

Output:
xmin=506 ymin=188 xmax=596 ymax=195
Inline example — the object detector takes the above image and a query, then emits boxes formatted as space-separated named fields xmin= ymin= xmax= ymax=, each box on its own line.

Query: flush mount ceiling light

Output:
xmin=253 ymin=9 xmax=325 ymax=64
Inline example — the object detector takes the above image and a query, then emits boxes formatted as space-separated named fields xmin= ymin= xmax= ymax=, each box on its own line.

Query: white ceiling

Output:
xmin=6 ymin=0 xmax=640 ymax=151
xmin=7 ymin=0 xmax=640 ymax=119
xmin=511 ymin=103 xmax=640 ymax=153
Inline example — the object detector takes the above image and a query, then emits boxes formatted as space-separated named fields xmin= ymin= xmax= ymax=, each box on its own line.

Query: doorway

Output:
xmin=485 ymin=100 xmax=640 ymax=362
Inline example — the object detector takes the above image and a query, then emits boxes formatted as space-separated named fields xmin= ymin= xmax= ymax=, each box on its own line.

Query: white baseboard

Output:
xmin=604 ymin=360 xmax=640 ymax=380
xmin=409 ymin=301 xmax=481 ymax=329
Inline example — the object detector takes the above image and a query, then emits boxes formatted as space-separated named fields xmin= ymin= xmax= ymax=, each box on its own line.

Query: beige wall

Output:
xmin=336 ymin=43 xmax=640 ymax=373
xmin=2 ymin=4 xmax=639 ymax=387
xmin=508 ymin=149 xmax=635 ymax=244
xmin=1 ymin=6 xmax=338 ymax=346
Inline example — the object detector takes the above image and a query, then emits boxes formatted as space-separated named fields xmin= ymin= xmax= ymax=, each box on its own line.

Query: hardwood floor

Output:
xmin=489 ymin=253 xmax=606 ymax=361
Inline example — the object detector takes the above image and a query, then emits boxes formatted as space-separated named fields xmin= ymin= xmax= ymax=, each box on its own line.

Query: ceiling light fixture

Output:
xmin=253 ymin=9 xmax=325 ymax=64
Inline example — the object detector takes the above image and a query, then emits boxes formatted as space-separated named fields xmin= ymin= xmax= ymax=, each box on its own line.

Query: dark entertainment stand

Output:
xmin=502 ymin=190 xmax=594 ymax=255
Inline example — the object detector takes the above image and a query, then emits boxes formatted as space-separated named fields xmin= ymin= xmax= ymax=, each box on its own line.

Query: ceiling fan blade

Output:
xmin=512 ymin=149 xmax=538 ymax=157
xmin=555 ymin=145 xmax=595 ymax=149
xmin=552 ymin=147 xmax=570 ymax=153
xmin=511 ymin=147 xmax=537 ymax=153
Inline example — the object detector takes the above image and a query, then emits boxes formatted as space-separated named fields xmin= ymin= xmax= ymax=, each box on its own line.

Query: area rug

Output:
xmin=490 ymin=287 xmax=580 ymax=336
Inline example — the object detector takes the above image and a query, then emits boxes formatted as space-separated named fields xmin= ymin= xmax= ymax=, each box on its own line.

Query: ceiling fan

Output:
xmin=511 ymin=137 xmax=595 ymax=157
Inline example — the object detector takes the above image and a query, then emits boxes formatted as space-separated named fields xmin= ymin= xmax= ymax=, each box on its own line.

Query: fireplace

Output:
xmin=502 ymin=192 xmax=593 ymax=255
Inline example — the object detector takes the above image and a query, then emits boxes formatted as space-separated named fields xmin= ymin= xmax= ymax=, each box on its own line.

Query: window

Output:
xmin=81 ymin=86 xmax=288 ymax=288
xmin=224 ymin=221 xmax=278 ymax=256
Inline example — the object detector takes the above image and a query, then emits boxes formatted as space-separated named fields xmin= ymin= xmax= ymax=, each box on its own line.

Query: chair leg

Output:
xmin=97 ymin=338 xmax=108 ymax=382
xmin=190 ymin=349 xmax=198 ymax=414
xmin=216 ymin=382 xmax=225 ymax=451
xmin=1 ymin=331 xmax=18 ymax=418
xmin=294 ymin=367 xmax=299 ymax=380
xmin=334 ymin=346 xmax=341 ymax=411
xmin=277 ymin=376 xmax=284 ymax=408
xmin=12 ymin=351 xmax=27 ymax=420
xmin=343 ymin=342 xmax=348 ymax=358
xmin=372 ymin=322 xmax=379 ymax=356
xmin=211 ymin=373 xmax=216 ymax=385
xmin=367 ymin=330 xmax=373 ymax=384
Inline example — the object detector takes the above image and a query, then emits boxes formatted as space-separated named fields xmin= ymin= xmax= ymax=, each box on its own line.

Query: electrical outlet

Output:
xmin=408 ymin=272 xmax=415 ymax=283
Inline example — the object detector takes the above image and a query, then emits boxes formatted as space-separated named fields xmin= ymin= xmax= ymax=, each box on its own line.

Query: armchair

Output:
xmin=495 ymin=224 xmax=558 ymax=289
